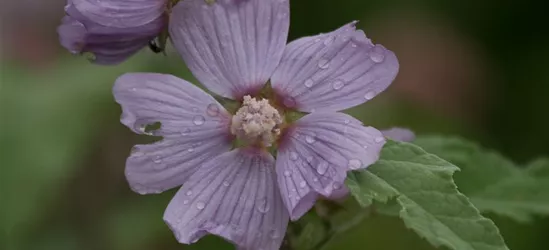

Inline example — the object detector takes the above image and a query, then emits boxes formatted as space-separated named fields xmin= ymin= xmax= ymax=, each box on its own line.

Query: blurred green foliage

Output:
xmin=2 ymin=0 xmax=549 ymax=249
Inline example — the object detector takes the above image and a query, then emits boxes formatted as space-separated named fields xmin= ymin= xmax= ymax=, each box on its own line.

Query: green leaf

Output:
xmin=415 ymin=136 xmax=549 ymax=223
xmin=347 ymin=140 xmax=508 ymax=250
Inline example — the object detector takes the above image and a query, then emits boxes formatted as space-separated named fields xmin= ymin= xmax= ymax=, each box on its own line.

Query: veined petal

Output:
xmin=381 ymin=127 xmax=416 ymax=142
xmin=276 ymin=112 xmax=385 ymax=220
xmin=164 ymin=148 xmax=289 ymax=250
xmin=72 ymin=0 xmax=166 ymax=28
xmin=170 ymin=0 xmax=290 ymax=99
xmin=59 ymin=4 xmax=165 ymax=65
xmin=271 ymin=22 xmax=399 ymax=112
xmin=114 ymin=73 xmax=233 ymax=193
xmin=125 ymin=136 xmax=231 ymax=194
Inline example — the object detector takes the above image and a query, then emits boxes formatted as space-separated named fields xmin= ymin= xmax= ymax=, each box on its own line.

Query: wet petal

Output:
xmin=170 ymin=0 xmax=290 ymax=99
xmin=276 ymin=112 xmax=385 ymax=220
xmin=114 ymin=73 xmax=233 ymax=193
xmin=271 ymin=22 xmax=399 ymax=112
xmin=72 ymin=0 xmax=166 ymax=28
xmin=164 ymin=148 xmax=288 ymax=250
xmin=381 ymin=127 xmax=416 ymax=142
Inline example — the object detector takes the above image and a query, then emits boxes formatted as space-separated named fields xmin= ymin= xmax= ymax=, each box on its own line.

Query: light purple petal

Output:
xmin=58 ymin=4 xmax=164 ymax=65
xmin=114 ymin=73 xmax=232 ymax=193
xmin=170 ymin=0 xmax=290 ymax=99
xmin=271 ymin=22 xmax=399 ymax=112
xmin=276 ymin=112 xmax=385 ymax=220
xmin=164 ymin=148 xmax=289 ymax=250
xmin=72 ymin=0 xmax=166 ymax=28
xmin=381 ymin=127 xmax=416 ymax=142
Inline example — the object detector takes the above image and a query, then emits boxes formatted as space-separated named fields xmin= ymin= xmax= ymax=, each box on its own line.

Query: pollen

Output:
xmin=231 ymin=95 xmax=283 ymax=147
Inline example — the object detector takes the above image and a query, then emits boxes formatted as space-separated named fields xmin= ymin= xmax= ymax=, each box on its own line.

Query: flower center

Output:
xmin=230 ymin=95 xmax=283 ymax=147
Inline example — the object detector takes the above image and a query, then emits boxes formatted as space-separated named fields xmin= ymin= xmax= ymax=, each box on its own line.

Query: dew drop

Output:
xmin=318 ymin=59 xmax=330 ymax=69
xmin=305 ymin=134 xmax=316 ymax=144
xmin=317 ymin=162 xmax=328 ymax=175
xmin=130 ymin=87 xmax=137 ymax=92
xmin=369 ymin=46 xmax=385 ymax=63
xmin=351 ymin=43 xmax=358 ymax=48
xmin=181 ymin=128 xmax=191 ymax=136
xmin=306 ymin=156 xmax=313 ymax=163
xmin=344 ymin=119 xmax=350 ymax=124
xmin=333 ymin=182 xmax=342 ymax=190
xmin=206 ymin=103 xmax=220 ymax=117
xmin=153 ymin=156 xmax=162 ymax=164
xmin=289 ymin=151 xmax=299 ymax=161
xmin=183 ymin=200 xmax=189 ymax=205
xmin=348 ymin=159 xmax=362 ymax=170
xmin=364 ymin=90 xmax=376 ymax=100
xmin=375 ymin=136 xmax=384 ymax=143
xmin=196 ymin=201 xmax=206 ymax=210
xmin=313 ymin=177 xmax=319 ymax=182
xmin=299 ymin=181 xmax=307 ymax=188
xmin=223 ymin=181 xmax=230 ymax=187
xmin=193 ymin=115 xmax=205 ymax=126
xmin=186 ymin=190 xmax=193 ymax=196
xmin=332 ymin=79 xmax=345 ymax=90
xmin=304 ymin=79 xmax=314 ymax=88
xmin=283 ymin=170 xmax=292 ymax=177
xmin=363 ymin=145 xmax=369 ymax=149
xmin=323 ymin=36 xmax=335 ymax=46
xmin=187 ymin=147 xmax=195 ymax=153
xmin=256 ymin=198 xmax=270 ymax=213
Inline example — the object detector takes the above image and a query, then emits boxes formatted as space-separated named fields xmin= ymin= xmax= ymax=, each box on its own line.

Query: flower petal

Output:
xmin=72 ymin=0 xmax=166 ymax=28
xmin=125 ymin=136 xmax=231 ymax=194
xmin=58 ymin=4 xmax=164 ymax=65
xmin=381 ymin=127 xmax=416 ymax=142
xmin=114 ymin=73 xmax=233 ymax=193
xmin=164 ymin=148 xmax=289 ymax=250
xmin=271 ymin=22 xmax=399 ymax=112
xmin=170 ymin=0 xmax=290 ymax=99
xmin=276 ymin=112 xmax=385 ymax=220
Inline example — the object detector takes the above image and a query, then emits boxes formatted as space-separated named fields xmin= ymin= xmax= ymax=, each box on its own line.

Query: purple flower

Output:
xmin=114 ymin=0 xmax=399 ymax=249
xmin=57 ymin=0 xmax=168 ymax=64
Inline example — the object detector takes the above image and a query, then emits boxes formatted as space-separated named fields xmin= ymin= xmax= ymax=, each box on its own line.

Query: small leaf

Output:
xmin=347 ymin=140 xmax=508 ymax=250
xmin=415 ymin=136 xmax=549 ymax=222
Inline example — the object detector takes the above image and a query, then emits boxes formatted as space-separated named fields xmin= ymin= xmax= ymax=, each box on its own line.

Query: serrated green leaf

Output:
xmin=415 ymin=136 xmax=549 ymax=223
xmin=347 ymin=140 xmax=508 ymax=250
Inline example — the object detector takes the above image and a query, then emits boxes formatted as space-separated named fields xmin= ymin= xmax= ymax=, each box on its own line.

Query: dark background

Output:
xmin=2 ymin=0 xmax=548 ymax=249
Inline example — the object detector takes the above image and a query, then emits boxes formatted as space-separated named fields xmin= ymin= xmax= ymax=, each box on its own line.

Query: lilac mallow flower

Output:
xmin=114 ymin=0 xmax=399 ymax=249
xmin=57 ymin=0 xmax=172 ymax=64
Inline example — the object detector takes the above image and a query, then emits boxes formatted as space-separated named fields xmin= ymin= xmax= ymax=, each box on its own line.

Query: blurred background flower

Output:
xmin=1 ymin=0 xmax=549 ymax=249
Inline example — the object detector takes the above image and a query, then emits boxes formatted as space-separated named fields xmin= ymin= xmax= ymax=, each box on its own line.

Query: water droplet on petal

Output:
xmin=187 ymin=147 xmax=195 ymax=153
xmin=332 ymin=79 xmax=345 ymax=90
xmin=153 ymin=156 xmax=162 ymax=164
xmin=186 ymin=190 xmax=193 ymax=196
xmin=306 ymin=156 xmax=313 ymax=163
xmin=193 ymin=115 xmax=205 ymax=126
xmin=305 ymin=134 xmax=316 ymax=144
xmin=318 ymin=59 xmax=330 ymax=69
xmin=375 ymin=136 xmax=385 ymax=143
xmin=333 ymin=182 xmax=342 ymax=190
xmin=289 ymin=151 xmax=299 ymax=161
xmin=256 ymin=198 xmax=270 ymax=213
xmin=323 ymin=36 xmax=335 ymax=46
xmin=348 ymin=159 xmax=362 ymax=170
xmin=313 ymin=177 xmax=319 ymax=182
xmin=304 ymin=79 xmax=314 ymax=88
xmin=284 ymin=170 xmax=291 ymax=177
xmin=351 ymin=43 xmax=358 ymax=48
xmin=206 ymin=103 xmax=220 ymax=117
xmin=130 ymin=87 xmax=137 ymax=92
xmin=299 ymin=181 xmax=307 ymax=188
xmin=364 ymin=90 xmax=376 ymax=100
xmin=363 ymin=145 xmax=369 ymax=149
xmin=317 ymin=162 xmax=328 ymax=175
xmin=183 ymin=200 xmax=189 ymax=205
xmin=370 ymin=45 xmax=385 ymax=63
xmin=269 ymin=229 xmax=280 ymax=239
xmin=223 ymin=181 xmax=230 ymax=187
xmin=196 ymin=201 xmax=205 ymax=210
